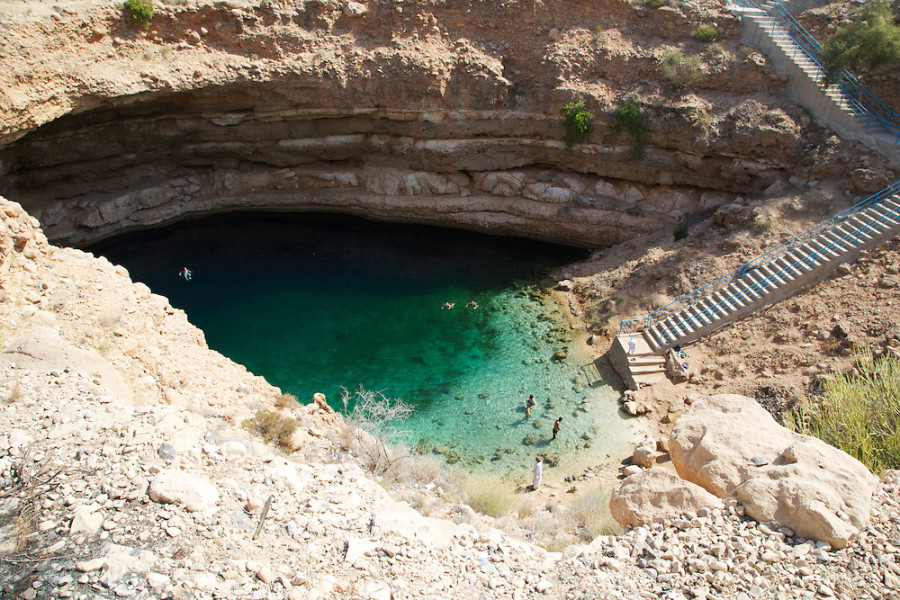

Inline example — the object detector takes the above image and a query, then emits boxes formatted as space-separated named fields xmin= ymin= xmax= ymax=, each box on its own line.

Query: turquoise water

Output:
xmin=89 ymin=213 xmax=637 ymax=477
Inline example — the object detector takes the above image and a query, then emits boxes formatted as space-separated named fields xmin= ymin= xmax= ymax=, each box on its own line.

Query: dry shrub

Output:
xmin=274 ymin=392 xmax=298 ymax=410
xmin=243 ymin=410 xmax=299 ymax=450
xmin=568 ymin=486 xmax=622 ymax=539
xmin=385 ymin=452 xmax=445 ymax=486
xmin=341 ymin=386 xmax=413 ymax=475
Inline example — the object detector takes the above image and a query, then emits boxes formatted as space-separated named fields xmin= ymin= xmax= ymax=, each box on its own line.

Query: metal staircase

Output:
xmin=613 ymin=1 xmax=900 ymax=361
xmin=619 ymin=182 xmax=900 ymax=354
xmin=736 ymin=0 xmax=900 ymax=147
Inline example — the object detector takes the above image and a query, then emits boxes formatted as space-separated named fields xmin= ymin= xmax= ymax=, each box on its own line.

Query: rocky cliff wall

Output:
xmin=0 ymin=0 xmax=838 ymax=247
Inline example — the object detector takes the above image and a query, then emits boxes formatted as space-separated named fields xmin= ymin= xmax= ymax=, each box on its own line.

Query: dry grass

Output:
xmin=461 ymin=474 xmax=517 ymax=518
xmin=274 ymin=392 xmax=298 ymax=410
xmin=786 ymin=349 xmax=900 ymax=472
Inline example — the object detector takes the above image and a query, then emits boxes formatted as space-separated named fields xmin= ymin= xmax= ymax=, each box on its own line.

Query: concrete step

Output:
xmin=758 ymin=264 xmax=791 ymax=286
xmin=847 ymin=210 xmax=888 ymax=229
xmin=835 ymin=219 xmax=878 ymax=244
xmin=663 ymin=316 xmax=689 ymax=339
xmin=803 ymin=240 xmax=840 ymax=263
xmin=818 ymin=229 xmax=853 ymax=251
xmin=859 ymin=207 xmax=899 ymax=228
xmin=744 ymin=270 xmax=773 ymax=294
xmin=714 ymin=288 xmax=745 ymax=312
xmin=772 ymin=255 xmax=804 ymax=278
xmin=696 ymin=297 xmax=726 ymax=321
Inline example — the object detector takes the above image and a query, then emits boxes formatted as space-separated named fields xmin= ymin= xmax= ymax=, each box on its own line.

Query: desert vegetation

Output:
xmin=243 ymin=410 xmax=300 ymax=451
xmin=611 ymin=95 xmax=649 ymax=159
xmin=123 ymin=0 xmax=154 ymax=27
xmin=785 ymin=349 xmax=900 ymax=472
xmin=562 ymin=101 xmax=594 ymax=148
xmin=821 ymin=0 xmax=900 ymax=85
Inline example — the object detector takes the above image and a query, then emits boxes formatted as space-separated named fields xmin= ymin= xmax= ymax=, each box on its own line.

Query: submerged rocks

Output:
xmin=669 ymin=394 xmax=877 ymax=548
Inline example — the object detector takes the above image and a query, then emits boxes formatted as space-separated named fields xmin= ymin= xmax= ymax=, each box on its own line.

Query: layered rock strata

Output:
xmin=0 ymin=0 xmax=823 ymax=246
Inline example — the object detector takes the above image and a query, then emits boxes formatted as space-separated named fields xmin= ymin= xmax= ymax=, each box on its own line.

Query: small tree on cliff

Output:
xmin=563 ymin=101 xmax=594 ymax=148
xmin=820 ymin=0 xmax=900 ymax=86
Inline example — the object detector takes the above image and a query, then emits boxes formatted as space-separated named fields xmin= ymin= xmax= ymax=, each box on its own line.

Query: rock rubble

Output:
xmin=0 ymin=196 xmax=898 ymax=600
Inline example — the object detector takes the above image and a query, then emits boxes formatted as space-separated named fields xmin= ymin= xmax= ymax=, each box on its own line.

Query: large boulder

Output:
xmin=149 ymin=469 xmax=220 ymax=512
xmin=669 ymin=394 xmax=878 ymax=548
xmin=609 ymin=467 xmax=723 ymax=528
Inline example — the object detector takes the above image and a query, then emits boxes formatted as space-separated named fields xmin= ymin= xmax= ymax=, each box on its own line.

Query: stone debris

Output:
xmin=0 ymin=195 xmax=898 ymax=600
xmin=670 ymin=394 xmax=878 ymax=548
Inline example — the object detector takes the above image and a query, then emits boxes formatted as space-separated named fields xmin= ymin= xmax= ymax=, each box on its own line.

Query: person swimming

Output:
xmin=466 ymin=301 xmax=479 ymax=309
xmin=179 ymin=267 xmax=192 ymax=281
xmin=441 ymin=302 xmax=455 ymax=310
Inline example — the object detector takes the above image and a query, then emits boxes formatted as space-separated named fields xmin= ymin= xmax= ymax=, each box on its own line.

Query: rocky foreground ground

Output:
xmin=0 ymin=192 xmax=899 ymax=599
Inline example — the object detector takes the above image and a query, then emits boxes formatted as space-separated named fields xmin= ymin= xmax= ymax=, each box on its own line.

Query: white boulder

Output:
xmin=148 ymin=469 xmax=220 ymax=512
xmin=609 ymin=467 xmax=723 ymax=528
xmin=669 ymin=394 xmax=877 ymax=548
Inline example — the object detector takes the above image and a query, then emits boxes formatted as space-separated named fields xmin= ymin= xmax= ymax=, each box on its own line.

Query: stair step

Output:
xmin=772 ymin=256 xmax=804 ymax=278
xmin=664 ymin=316 xmax=688 ymax=339
xmin=697 ymin=298 xmax=725 ymax=321
xmin=805 ymin=237 xmax=839 ymax=256
xmin=758 ymin=265 xmax=789 ymax=286
xmin=728 ymin=281 xmax=759 ymax=304
xmin=745 ymin=270 xmax=772 ymax=294
xmin=646 ymin=325 xmax=667 ymax=350
xmin=834 ymin=221 xmax=874 ymax=241
xmin=848 ymin=212 xmax=887 ymax=232
xmin=719 ymin=289 xmax=746 ymax=309
xmin=818 ymin=230 xmax=853 ymax=251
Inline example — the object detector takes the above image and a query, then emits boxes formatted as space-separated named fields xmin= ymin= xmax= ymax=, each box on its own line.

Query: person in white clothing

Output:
xmin=532 ymin=456 xmax=543 ymax=491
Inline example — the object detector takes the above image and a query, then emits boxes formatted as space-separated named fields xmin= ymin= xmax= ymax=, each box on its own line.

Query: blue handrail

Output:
xmin=733 ymin=0 xmax=900 ymax=144
xmin=771 ymin=3 xmax=900 ymax=143
xmin=618 ymin=179 xmax=900 ymax=340
xmin=658 ymin=191 xmax=900 ymax=341
xmin=618 ymin=1 xmax=900 ymax=345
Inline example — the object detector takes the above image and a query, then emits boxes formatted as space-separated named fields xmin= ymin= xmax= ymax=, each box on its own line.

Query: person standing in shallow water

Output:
xmin=532 ymin=456 xmax=543 ymax=490
xmin=552 ymin=417 xmax=562 ymax=440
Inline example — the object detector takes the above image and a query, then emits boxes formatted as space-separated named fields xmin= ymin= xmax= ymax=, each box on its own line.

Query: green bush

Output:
xmin=563 ymin=101 xmax=594 ymax=147
xmin=124 ymin=0 xmax=154 ymax=27
xmin=611 ymin=95 xmax=648 ymax=160
xmin=821 ymin=0 xmax=900 ymax=85
xmin=661 ymin=50 xmax=703 ymax=88
xmin=705 ymin=42 xmax=725 ymax=57
xmin=592 ymin=25 xmax=606 ymax=47
xmin=785 ymin=349 xmax=900 ymax=473
xmin=691 ymin=24 xmax=718 ymax=43
xmin=645 ymin=0 xmax=664 ymax=8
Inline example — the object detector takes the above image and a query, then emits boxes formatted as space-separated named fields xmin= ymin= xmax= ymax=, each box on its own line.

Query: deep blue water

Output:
xmin=89 ymin=213 xmax=636 ymax=476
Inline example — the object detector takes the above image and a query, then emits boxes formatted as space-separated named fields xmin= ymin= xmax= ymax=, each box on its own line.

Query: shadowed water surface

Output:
xmin=89 ymin=213 xmax=638 ymax=477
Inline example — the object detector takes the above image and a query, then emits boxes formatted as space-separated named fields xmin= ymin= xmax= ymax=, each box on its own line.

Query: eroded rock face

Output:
xmin=669 ymin=394 xmax=878 ymax=548
xmin=609 ymin=467 xmax=723 ymax=528
xmin=0 ymin=0 xmax=824 ymax=248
